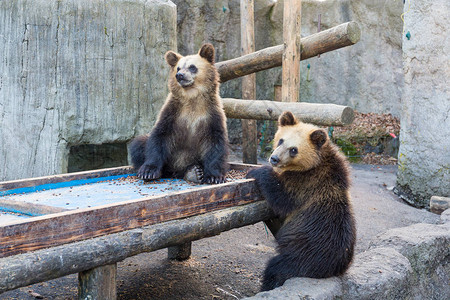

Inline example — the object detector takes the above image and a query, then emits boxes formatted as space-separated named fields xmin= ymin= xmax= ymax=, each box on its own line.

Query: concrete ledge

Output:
xmin=244 ymin=209 xmax=450 ymax=300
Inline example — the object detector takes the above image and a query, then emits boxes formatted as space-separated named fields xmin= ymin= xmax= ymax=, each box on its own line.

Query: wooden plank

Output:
xmin=222 ymin=98 xmax=354 ymax=126
xmin=0 ymin=164 xmax=248 ymax=193
xmin=0 ymin=179 xmax=262 ymax=258
xmin=0 ymin=198 xmax=68 ymax=216
xmin=0 ymin=201 xmax=274 ymax=293
xmin=240 ymin=0 xmax=258 ymax=164
xmin=216 ymin=21 xmax=361 ymax=83
xmin=0 ymin=166 xmax=133 ymax=192
xmin=282 ymin=0 xmax=302 ymax=102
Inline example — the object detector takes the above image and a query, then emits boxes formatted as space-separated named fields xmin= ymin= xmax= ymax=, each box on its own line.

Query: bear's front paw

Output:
xmin=137 ymin=164 xmax=162 ymax=181
xmin=202 ymin=175 xmax=226 ymax=184
xmin=184 ymin=165 xmax=204 ymax=183
xmin=246 ymin=167 xmax=261 ymax=179
xmin=246 ymin=166 xmax=273 ymax=181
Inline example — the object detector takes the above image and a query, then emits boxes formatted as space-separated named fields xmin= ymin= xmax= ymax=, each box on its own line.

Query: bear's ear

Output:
xmin=198 ymin=43 xmax=215 ymax=64
xmin=278 ymin=111 xmax=298 ymax=127
xmin=310 ymin=129 xmax=327 ymax=149
xmin=165 ymin=51 xmax=181 ymax=68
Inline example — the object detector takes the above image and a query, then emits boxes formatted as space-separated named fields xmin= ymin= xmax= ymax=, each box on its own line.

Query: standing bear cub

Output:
xmin=247 ymin=111 xmax=356 ymax=291
xmin=130 ymin=44 xmax=229 ymax=184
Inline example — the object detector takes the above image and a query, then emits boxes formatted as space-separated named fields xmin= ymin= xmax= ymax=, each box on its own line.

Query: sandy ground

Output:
xmin=0 ymin=164 xmax=440 ymax=300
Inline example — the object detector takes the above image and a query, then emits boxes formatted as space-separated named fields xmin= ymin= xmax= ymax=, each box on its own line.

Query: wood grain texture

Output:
xmin=216 ymin=21 xmax=361 ymax=83
xmin=0 ymin=179 xmax=262 ymax=258
xmin=282 ymin=0 xmax=302 ymax=102
xmin=222 ymin=98 xmax=354 ymax=126
xmin=240 ymin=0 xmax=258 ymax=164
xmin=0 ymin=201 xmax=274 ymax=293
xmin=0 ymin=198 xmax=68 ymax=216
xmin=78 ymin=264 xmax=117 ymax=300
xmin=0 ymin=166 xmax=133 ymax=191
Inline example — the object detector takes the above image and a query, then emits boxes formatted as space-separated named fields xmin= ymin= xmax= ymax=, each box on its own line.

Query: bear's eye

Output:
xmin=176 ymin=66 xmax=180 ymax=72
xmin=278 ymin=139 xmax=284 ymax=146
xmin=289 ymin=147 xmax=298 ymax=157
xmin=188 ymin=65 xmax=198 ymax=73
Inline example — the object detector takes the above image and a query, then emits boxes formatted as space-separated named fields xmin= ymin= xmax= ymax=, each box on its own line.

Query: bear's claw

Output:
xmin=184 ymin=165 xmax=204 ymax=183
xmin=202 ymin=175 xmax=226 ymax=184
xmin=137 ymin=165 xmax=162 ymax=181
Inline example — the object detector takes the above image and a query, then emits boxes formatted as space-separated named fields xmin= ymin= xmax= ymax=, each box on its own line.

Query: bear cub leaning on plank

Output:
xmin=247 ymin=111 xmax=356 ymax=291
xmin=130 ymin=44 xmax=229 ymax=184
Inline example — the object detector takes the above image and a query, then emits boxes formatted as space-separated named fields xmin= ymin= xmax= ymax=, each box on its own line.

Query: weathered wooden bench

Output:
xmin=0 ymin=163 xmax=275 ymax=299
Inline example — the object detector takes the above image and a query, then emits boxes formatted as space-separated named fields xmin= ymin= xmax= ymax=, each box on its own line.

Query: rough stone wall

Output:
xmin=173 ymin=0 xmax=403 ymax=115
xmin=0 ymin=0 xmax=177 ymax=181
xmin=396 ymin=0 xmax=450 ymax=207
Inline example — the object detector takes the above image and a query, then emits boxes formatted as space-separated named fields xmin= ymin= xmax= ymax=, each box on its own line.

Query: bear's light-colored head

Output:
xmin=270 ymin=111 xmax=328 ymax=172
xmin=165 ymin=44 xmax=218 ymax=99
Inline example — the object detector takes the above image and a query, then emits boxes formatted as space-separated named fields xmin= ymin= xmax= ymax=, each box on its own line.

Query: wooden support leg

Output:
xmin=78 ymin=263 xmax=117 ymax=300
xmin=168 ymin=242 xmax=192 ymax=261
xmin=240 ymin=0 xmax=258 ymax=164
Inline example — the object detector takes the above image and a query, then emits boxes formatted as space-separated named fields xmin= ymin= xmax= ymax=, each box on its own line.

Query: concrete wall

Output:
xmin=396 ymin=0 xmax=450 ymax=207
xmin=0 ymin=0 xmax=177 ymax=181
xmin=173 ymin=0 xmax=404 ymax=116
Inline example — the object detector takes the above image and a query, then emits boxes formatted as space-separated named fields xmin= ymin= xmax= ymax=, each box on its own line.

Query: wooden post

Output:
xmin=240 ymin=0 xmax=258 ymax=163
xmin=78 ymin=264 xmax=117 ymax=300
xmin=282 ymin=0 xmax=302 ymax=102
xmin=168 ymin=242 xmax=192 ymax=261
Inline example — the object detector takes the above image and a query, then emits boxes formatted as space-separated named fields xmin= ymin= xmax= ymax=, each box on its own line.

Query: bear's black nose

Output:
xmin=270 ymin=155 xmax=280 ymax=166
xmin=176 ymin=72 xmax=185 ymax=81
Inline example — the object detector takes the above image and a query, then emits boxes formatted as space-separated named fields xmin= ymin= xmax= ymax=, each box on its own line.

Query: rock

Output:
xmin=396 ymin=0 xmax=450 ymax=207
xmin=343 ymin=247 xmax=412 ymax=299
xmin=299 ymin=0 xmax=404 ymax=116
xmin=440 ymin=209 xmax=450 ymax=225
xmin=242 ymin=277 xmax=342 ymax=300
xmin=0 ymin=0 xmax=177 ymax=181
xmin=372 ymin=223 xmax=450 ymax=299
xmin=430 ymin=196 xmax=450 ymax=215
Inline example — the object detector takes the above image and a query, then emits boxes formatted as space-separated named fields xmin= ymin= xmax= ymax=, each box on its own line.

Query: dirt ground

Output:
xmin=0 ymin=164 xmax=440 ymax=300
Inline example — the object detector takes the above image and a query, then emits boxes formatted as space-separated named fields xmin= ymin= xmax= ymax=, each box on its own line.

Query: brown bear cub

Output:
xmin=130 ymin=44 xmax=229 ymax=184
xmin=247 ymin=111 xmax=356 ymax=291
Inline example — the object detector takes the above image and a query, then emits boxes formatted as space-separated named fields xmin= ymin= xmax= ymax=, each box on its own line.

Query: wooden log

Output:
xmin=78 ymin=264 xmax=117 ymax=300
xmin=222 ymin=98 xmax=354 ymax=126
xmin=0 ymin=201 xmax=275 ymax=293
xmin=282 ymin=0 xmax=302 ymax=102
xmin=216 ymin=21 xmax=361 ymax=83
xmin=240 ymin=0 xmax=258 ymax=164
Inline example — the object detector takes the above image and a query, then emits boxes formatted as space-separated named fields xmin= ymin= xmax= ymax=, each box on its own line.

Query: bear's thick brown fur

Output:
xmin=130 ymin=44 xmax=229 ymax=184
xmin=247 ymin=111 xmax=356 ymax=291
